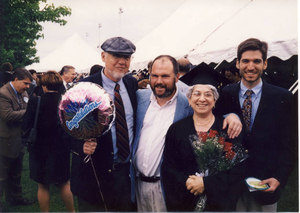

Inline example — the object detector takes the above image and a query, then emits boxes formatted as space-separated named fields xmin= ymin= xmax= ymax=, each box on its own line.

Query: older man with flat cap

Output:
xmin=70 ymin=37 xmax=138 ymax=212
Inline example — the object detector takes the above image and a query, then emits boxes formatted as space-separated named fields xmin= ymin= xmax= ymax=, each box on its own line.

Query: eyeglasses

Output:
xmin=192 ymin=91 xmax=214 ymax=98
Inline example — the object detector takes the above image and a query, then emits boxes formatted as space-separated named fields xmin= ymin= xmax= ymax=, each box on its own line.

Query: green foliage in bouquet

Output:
xmin=190 ymin=129 xmax=247 ymax=176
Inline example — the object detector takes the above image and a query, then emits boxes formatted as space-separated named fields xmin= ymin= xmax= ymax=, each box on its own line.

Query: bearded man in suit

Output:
xmin=70 ymin=37 xmax=138 ymax=212
xmin=0 ymin=68 xmax=35 ymax=210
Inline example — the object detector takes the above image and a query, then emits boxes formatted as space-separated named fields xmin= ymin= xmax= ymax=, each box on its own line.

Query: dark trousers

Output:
xmin=78 ymin=163 xmax=132 ymax=212
xmin=0 ymin=152 xmax=24 ymax=203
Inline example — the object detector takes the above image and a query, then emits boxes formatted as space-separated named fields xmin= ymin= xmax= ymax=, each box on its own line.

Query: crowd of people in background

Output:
xmin=0 ymin=36 xmax=296 ymax=212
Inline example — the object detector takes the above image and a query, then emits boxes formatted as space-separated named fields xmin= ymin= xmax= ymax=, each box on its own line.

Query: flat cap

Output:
xmin=101 ymin=37 xmax=136 ymax=55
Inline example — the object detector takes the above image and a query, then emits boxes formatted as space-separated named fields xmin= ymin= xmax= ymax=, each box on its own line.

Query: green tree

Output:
xmin=0 ymin=0 xmax=71 ymax=69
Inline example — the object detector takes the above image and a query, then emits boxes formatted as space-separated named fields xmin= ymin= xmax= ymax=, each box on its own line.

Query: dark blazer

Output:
xmin=0 ymin=83 xmax=28 ymax=158
xmin=70 ymin=71 xmax=138 ymax=205
xmin=214 ymin=81 xmax=296 ymax=205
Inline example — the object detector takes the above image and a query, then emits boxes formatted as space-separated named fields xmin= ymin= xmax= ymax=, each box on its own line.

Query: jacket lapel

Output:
xmin=7 ymin=83 xmax=21 ymax=109
xmin=251 ymin=82 xmax=270 ymax=131
xmin=123 ymin=76 xmax=137 ymax=113
xmin=132 ymin=90 xmax=151 ymax=156
xmin=173 ymin=92 xmax=191 ymax=123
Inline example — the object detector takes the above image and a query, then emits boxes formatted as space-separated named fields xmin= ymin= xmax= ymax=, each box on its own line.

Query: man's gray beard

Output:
xmin=106 ymin=68 xmax=126 ymax=81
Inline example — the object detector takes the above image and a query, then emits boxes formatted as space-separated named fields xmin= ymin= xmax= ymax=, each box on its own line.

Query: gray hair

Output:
xmin=186 ymin=84 xmax=219 ymax=101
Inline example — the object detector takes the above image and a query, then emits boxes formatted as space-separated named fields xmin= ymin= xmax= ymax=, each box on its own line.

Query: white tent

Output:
xmin=130 ymin=0 xmax=298 ymax=70
xmin=26 ymin=33 xmax=103 ymax=73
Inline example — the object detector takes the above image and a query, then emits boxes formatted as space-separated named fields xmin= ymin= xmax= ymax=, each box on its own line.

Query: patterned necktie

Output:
xmin=242 ymin=90 xmax=254 ymax=132
xmin=17 ymin=93 xmax=23 ymax=109
xmin=114 ymin=83 xmax=130 ymax=162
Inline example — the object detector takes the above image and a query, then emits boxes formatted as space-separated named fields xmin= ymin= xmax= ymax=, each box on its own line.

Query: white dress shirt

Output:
xmin=63 ymin=80 xmax=72 ymax=89
xmin=134 ymin=89 xmax=178 ymax=177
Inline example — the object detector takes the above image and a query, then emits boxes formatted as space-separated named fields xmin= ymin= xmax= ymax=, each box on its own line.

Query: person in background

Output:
xmin=0 ymin=62 xmax=13 ymax=88
xmin=215 ymin=38 xmax=296 ymax=211
xmin=22 ymin=71 xmax=75 ymax=212
xmin=177 ymin=57 xmax=191 ymax=77
xmin=137 ymin=69 xmax=150 ymax=89
xmin=0 ymin=68 xmax=34 ymax=212
xmin=28 ymin=69 xmax=38 ymax=95
xmin=3 ymin=72 xmax=13 ymax=86
xmin=70 ymin=37 xmax=138 ymax=212
xmin=89 ymin=64 xmax=104 ymax=76
xmin=176 ymin=57 xmax=191 ymax=94
xmin=58 ymin=65 xmax=76 ymax=94
xmin=223 ymin=59 xmax=241 ymax=84
xmin=31 ymin=74 xmax=44 ymax=97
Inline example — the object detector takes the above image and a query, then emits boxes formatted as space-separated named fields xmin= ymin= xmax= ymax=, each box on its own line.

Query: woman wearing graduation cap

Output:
xmin=161 ymin=63 xmax=246 ymax=212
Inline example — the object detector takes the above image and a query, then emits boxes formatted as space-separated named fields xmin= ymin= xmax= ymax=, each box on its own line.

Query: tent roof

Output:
xmin=130 ymin=0 xmax=298 ymax=70
xmin=27 ymin=33 xmax=103 ymax=73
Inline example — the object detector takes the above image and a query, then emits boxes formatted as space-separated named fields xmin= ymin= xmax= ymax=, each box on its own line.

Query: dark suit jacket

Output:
xmin=214 ymin=81 xmax=296 ymax=204
xmin=70 ymin=71 xmax=138 ymax=205
xmin=0 ymin=83 xmax=28 ymax=158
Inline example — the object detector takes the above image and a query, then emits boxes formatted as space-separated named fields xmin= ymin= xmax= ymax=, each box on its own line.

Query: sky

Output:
xmin=33 ymin=0 xmax=298 ymax=71
xmin=36 ymin=0 xmax=187 ymax=58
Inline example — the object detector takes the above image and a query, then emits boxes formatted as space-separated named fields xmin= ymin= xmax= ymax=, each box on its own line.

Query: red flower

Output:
xmin=218 ymin=136 xmax=225 ymax=145
xmin=224 ymin=142 xmax=233 ymax=151
xmin=225 ymin=150 xmax=236 ymax=160
xmin=208 ymin=129 xmax=218 ymax=138
xmin=198 ymin=132 xmax=208 ymax=142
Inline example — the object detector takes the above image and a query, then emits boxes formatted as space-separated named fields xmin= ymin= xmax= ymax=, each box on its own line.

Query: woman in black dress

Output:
xmin=161 ymin=84 xmax=245 ymax=211
xmin=22 ymin=71 xmax=74 ymax=212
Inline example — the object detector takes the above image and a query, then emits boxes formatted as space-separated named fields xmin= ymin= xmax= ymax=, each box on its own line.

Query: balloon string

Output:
xmin=84 ymin=155 xmax=108 ymax=212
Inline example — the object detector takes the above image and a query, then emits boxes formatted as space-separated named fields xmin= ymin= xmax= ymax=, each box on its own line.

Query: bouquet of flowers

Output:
xmin=189 ymin=129 xmax=248 ymax=211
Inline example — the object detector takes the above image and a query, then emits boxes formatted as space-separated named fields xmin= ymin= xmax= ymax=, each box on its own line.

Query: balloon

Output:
xmin=58 ymin=82 xmax=115 ymax=140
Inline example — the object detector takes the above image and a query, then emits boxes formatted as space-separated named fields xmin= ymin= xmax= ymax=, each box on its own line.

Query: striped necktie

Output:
xmin=17 ymin=93 xmax=23 ymax=109
xmin=242 ymin=90 xmax=254 ymax=132
xmin=114 ymin=83 xmax=130 ymax=162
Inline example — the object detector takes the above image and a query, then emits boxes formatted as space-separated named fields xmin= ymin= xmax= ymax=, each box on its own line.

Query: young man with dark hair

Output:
xmin=215 ymin=38 xmax=296 ymax=211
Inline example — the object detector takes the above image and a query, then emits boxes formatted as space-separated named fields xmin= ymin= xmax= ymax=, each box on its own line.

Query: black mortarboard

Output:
xmin=180 ymin=62 xmax=228 ymax=89
xmin=101 ymin=37 xmax=136 ymax=55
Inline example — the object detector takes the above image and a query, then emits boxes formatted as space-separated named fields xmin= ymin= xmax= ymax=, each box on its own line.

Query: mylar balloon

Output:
xmin=58 ymin=82 xmax=115 ymax=140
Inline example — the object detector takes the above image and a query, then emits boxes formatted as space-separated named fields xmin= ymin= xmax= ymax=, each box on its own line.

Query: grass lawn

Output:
xmin=1 ymin=151 xmax=298 ymax=212
xmin=277 ymin=162 xmax=299 ymax=212
xmin=1 ymin=151 xmax=78 ymax=212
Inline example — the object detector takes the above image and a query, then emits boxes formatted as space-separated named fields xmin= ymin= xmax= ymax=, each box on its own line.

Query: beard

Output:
xmin=151 ymin=82 xmax=176 ymax=98
xmin=106 ymin=68 xmax=126 ymax=81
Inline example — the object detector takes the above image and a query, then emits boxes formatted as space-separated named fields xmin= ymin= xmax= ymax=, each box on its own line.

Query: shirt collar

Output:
xmin=240 ymin=80 xmax=263 ymax=97
xmin=9 ymin=81 xmax=18 ymax=95
xmin=150 ymin=85 xmax=179 ymax=106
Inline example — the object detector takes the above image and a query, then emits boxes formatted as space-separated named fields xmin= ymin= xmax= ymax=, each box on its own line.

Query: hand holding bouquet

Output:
xmin=189 ymin=129 xmax=248 ymax=211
